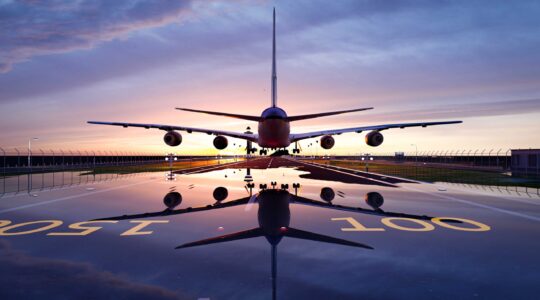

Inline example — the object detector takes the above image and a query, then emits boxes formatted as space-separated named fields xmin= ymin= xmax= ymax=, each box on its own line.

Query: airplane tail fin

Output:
xmin=271 ymin=7 xmax=277 ymax=108
xmin=286 ymin=107 xmax=374 ymax=122
xmin=176 ymin=108 xmax=261 ymax=121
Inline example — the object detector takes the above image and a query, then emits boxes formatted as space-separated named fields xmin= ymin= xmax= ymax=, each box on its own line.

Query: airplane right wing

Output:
xmin=87 ymin=121 xmax=258 ymax=142
xmin=289 ymin=120 xmax=462 ymax=142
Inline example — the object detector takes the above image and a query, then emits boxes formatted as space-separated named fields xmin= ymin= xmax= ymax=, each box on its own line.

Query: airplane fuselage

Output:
xmin=257 ymin=106 xmax=291 ymax=148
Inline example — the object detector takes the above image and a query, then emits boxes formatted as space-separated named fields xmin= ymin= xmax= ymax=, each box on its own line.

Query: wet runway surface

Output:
xmin=1 ymin=157 xmax=539 ymax=299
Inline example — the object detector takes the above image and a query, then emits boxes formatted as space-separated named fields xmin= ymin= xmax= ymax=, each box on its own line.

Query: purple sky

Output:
xmin=1 ymin=0 xmax=539 ymax=155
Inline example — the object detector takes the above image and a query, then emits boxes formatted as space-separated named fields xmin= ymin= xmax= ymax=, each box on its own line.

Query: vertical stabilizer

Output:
xmin=271 ymin=7 xmax=277 ymax=107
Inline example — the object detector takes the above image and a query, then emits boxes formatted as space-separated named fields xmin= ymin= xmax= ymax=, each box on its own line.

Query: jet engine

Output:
xmin=213 ymin=136 xmax=228 ymax=150
xmin=320 ymin=135 xmax=335 ymax=149
xmin=320 ymin=187 xmax=335 ymax=202
xmin=365 ymin=131 xmax=384 ymax=147
xmin=163 ymin=192 xmax=182 ymax=209
xmin=163 ymin=131 xmax=182 ymax=147
xmin=213 ymin=187 xmax=229 ymax=202
xmin=365 ymin=192 xmax=384 ymax=209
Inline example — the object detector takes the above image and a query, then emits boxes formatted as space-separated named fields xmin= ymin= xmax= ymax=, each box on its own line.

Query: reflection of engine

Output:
xmin=213 ymin=187 xmax=229 ymax=202
xmin=163 ymin=192 xmax=182 ymax=209
xmin=320 ymin=187 xmax=335 ymax=202
xmin=365 ymin=131 xmax=384 ymax=147
xmin=213 ymin=136 xmax=228 ymax=150
xmin=320 ymin=135 xmax=335 ymax=149
xmin=365 ymin=192 xmax=384 ymax=209
xmin=163 ymin=131 xmax=182 ymax=146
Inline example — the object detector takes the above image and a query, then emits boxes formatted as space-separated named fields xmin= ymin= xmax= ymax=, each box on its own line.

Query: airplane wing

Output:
xmin=91 ymin=196 xmax=252 ymax=221
xmin=291 ymin=195 xmax=445 ymax=221
xmin=289 ymin=120 xmax=462 ymax=142
xmin=87 ymin=121 xmax=258 ymax=142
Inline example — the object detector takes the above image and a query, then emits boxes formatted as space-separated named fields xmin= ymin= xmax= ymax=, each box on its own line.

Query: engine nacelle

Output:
xmin=365 ymin=131 xmax=384 ymax=147
xmin=213 ymin=135 xmax=228 ymax=150
xmin=163 ymin=131 xmax=182 ymax=147
xmin=163 ymin=192 xmax=182 ymax=209
xmin=320 ymin=135 xmax=335 ymax=149
xmin=365 ymin=192 xmax=384 ymax=209
xmin=213 ymin=187 xmax=229 ymax=202
xmin=320 ymin=187 xmax=335 ymax=202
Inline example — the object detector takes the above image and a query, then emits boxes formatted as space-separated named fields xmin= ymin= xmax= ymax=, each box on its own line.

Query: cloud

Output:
xmin=354 ymin=98 xmax=540 ymax=123
xmin=0 ymin=0 xmax=196 ymax=73
xmin=0 ymin=240 xmax=187 ymax=299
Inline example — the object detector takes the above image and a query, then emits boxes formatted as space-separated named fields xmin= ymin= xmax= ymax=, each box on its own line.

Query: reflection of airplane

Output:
xmin=93 ymin=183 xmax=456 ymax=299
xmin=87 ymin=8 xmax=462 ymax=155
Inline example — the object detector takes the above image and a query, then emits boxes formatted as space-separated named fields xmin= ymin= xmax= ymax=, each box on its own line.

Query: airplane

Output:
xmin=88 ymin=8 xmax=462 ymax=155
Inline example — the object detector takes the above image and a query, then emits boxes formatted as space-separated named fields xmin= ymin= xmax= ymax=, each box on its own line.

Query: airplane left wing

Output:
xmin=87 ymin=121 xmax=258 ymax=142
xmin=91 ymin=196 xmax=252 ymax=221
xmin=289 ymin=120 xmax=462 ymax=142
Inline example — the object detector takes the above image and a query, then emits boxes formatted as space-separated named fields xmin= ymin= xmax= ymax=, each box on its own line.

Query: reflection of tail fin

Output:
xmin=271 ymin=244 xmax=277 ymax=300
xmin=271 ymin=7 xmax=277 ymax=108
xmin=284 ymin=227 xmax=373 ymax=249
xmin=175 ymin=228 xmax=262 ymax=249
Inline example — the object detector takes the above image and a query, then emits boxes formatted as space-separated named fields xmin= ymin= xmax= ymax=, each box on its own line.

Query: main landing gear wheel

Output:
xmin=259 ymin=149 xmax=268 ymax=155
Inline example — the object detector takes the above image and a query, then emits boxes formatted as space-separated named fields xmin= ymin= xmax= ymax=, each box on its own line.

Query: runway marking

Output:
xmin=287 ymin=158 xmax=397 ymax=187
xmin=267 ymin=158 xmax=274 ymax=169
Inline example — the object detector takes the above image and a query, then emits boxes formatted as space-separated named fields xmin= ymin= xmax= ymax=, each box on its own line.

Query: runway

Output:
xmin=0 ymin=157 xmax=538 ymax=299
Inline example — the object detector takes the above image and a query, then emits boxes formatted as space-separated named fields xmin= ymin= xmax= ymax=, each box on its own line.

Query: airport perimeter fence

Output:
xmin=0 ymin=148 xmax=241 ymax=172
xmin=319 ymin=149 xmax=515 ymax=172
xmin=0 ymin=147 xmax=242 ymax=196
xmin=301 ymin=149 xmax=540 ymax=195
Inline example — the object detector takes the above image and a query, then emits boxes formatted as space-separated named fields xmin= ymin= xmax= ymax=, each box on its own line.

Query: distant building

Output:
xmin=511 ymin=149 xmax=540 ymax=177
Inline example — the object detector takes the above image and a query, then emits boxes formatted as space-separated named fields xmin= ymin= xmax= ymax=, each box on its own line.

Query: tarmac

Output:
xmin=0 ymin=156 xmax=538 ymax=299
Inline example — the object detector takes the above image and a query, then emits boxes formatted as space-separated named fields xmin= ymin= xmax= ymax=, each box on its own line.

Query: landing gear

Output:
xmin=292 ymin=142 xmax=300 ymax=154
xmin=259 ymin=149 xmax=268 ymax=155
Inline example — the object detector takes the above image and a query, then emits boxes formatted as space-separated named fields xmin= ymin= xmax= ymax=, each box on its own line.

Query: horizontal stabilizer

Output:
xmin=287 ymin=107 xmax=373 ymax=121
xmin=285 ymin=227 xmax=373 ymax=249
xmin=176 ymin=108 xmax=261 ymax=122
xmin=176 ymin=228 xmax=263 ymax=249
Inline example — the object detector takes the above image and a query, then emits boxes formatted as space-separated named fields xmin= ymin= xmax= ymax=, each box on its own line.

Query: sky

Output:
xmin=1 ymin=0 xmax=540 ymax=156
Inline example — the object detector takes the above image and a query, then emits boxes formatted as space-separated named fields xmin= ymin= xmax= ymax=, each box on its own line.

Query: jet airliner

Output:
xmin=88 ymin=8 xmax=462 ymax=155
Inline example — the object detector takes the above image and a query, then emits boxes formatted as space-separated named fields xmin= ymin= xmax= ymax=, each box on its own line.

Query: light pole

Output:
xmin=28 ymin=137 xmax=39 ymax=170
xmin=27 ymin=137 xmax=38 ymax=193
xmin=411 ymin=144 xmax=418 ymax=165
